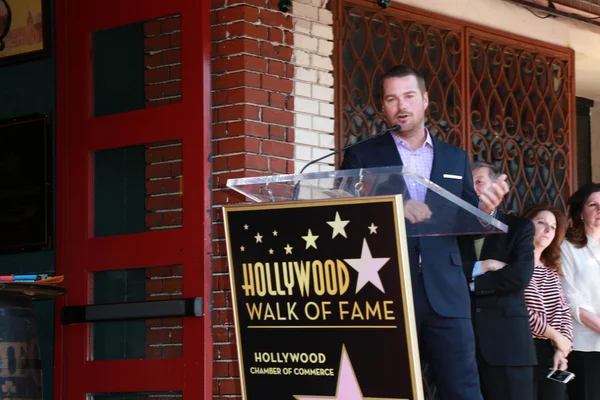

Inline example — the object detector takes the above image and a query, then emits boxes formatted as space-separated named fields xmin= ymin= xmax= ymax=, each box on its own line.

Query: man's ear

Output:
xmin=423 ymin=92 xmax=429 ymax=110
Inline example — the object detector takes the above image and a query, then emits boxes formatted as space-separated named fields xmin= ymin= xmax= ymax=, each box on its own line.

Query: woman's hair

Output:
xmin=521 ymin=204 xmax=567 ymax=273
xmin=565 ymin=183 xmax=600 ymax=248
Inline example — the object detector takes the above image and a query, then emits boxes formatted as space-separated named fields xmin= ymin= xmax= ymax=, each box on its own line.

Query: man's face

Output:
xmin=381 ymin=75 xmax=428 ymax=135
xmin=472 ymin=167 xmax=494 ymax=197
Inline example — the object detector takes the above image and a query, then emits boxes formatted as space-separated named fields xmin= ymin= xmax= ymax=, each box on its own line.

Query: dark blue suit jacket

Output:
xmin=341 ymin=132 xmax=479 ymax=318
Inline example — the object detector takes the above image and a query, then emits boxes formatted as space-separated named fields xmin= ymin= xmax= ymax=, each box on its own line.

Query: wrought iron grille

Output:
xmin=340 ymin=2 xmax=574 ymax=214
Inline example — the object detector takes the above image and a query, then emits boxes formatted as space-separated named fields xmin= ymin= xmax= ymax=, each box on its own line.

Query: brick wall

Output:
xmin=292 ymin=1 xmax=335 ymax=173
xmin=144 ymin=265 xmax=184 ymax=359
xmin=210 ymin=0 xmax=297 ymax=397
xmin=144 ymin=14 xmax=183 ymax=107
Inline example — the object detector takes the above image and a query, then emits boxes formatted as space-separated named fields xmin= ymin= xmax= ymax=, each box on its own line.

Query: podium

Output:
xmin=222 ymin=167 xmax=507 ymax=400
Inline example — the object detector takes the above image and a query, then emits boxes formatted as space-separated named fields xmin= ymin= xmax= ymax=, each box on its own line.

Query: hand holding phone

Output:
xmin=547 ymin=369 xmax=575 ymax=384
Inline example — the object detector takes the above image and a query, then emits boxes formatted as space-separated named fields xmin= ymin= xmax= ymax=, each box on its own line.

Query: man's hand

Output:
xmin=404 ymin=199 xmax=432 ymax=224
xmin=480 ymin=259 xmax=507 ymax=273
xmin=552 ymin=349 xmax=569 ymax=371
xmin=479 ymin=174 xmax=509 ymax=214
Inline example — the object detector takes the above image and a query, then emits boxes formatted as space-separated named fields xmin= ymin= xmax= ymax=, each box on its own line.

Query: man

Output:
xmin=458 ymin=162 xmax=536 ymax=400
xmin=341 ymin=64 xmax=509 ymax=400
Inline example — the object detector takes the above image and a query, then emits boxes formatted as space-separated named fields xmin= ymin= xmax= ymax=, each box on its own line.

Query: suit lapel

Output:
xmin=424 ymin=136 xmax=443 ymax=204
xmin=376 ymin=132 xmax=403 ymax=166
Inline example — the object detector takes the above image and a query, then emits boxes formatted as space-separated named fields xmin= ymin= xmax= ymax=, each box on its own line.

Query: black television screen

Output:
xmin=0 ymin=115 xmax=51 ymax=253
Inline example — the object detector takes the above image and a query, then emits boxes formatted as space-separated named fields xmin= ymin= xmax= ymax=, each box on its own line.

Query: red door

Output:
xmin=54 ymin=0 xmax=211 ymax=399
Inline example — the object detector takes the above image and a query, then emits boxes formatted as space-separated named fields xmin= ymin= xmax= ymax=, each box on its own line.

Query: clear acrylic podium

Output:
xmin=226 ymin=166 xmax=508 ymax=236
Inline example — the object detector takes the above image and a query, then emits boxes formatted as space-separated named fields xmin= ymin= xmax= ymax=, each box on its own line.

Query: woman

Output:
xmin=522 ymin=204 xmax=573 ymax=400
xmin=560 ymin=183 xmax=600 ymax=400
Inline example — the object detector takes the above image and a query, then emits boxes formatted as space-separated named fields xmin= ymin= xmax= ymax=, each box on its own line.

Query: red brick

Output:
xmin=212 ymin=25 xmax=229 ymax=41
xmin=217 ymin=343 xmax=238 ymax=360
xmin=170 ymin=65 xmax=181 ymax=79
xmin=268 ymin=60 xmax=285 ymax=76
xmin=146 ymin=329 xmax=171 ymax=345
xmin=228 ymin=120 xmax=269 ymax=138
xmin=262 ymin=108 xmax=293 ymax=125
xmin=144 ymin=54 xmax=162 ymax=68
xmin=162 ymin=17 xmax=181 ymax=34
xmin=269 ymin=92 xmax=287 ymax=108
xmin=145 ymin=67 xmax=170 ymax=84
xmin=213 ymin=91 xmax=228 ymax=106
xmin=146 ymin=195 xmax=183 ymax=211
xmin=213 ymin=292 xmax=228 ymax=308
xmin=286 ymin=96 xmax=294 ymax=110
xmin=286 ymin=64 xmax=294 ymax=78
xmin=226 ymin=87 xmax=269 ymax=105
xmin=147 ymin=266 xmax=175 ymax=277
xmin=163 ymin=346 xmax=183 ymax=358
xmin=145 ymin=36 xmax=170 ymax=52
xmin=211 ymin=0 xmax=227 ymax=9
xmin=145 ymin=146 xmax=182 ymax=162
xmin=260 ymin=10 xmax=293 ymax=29
xmin=269 ymin=125 xmax=286 ymax=140
xmin=260 ymin=42 xmax=293 ymax=61
xmin=145 ymin=279 xmax=163 ymax=294
xmin=212 ymin=55 xmax=267 ymax=74
xmin=261 ymin=75 xmax=293 ymax=93
xmin=226 ymin=21 xmax=268 ymax=40
xmin=218 ymin=38 xmax=260 ymax=57
xmin=214 ymin=361 xmax=229 ymax=377
xmin=217 ymin=6 xmax=260 ymax=23
xmin=145 ymin=347 xmax=163 ymax=358
xmin=144 ymin=21 xmax=162 ymax=36
xmin=213 ymin=327 xmax=229 ymax=342
xmin=213 ymin=157 xmax=229 ymax=172
xmin=163 ymin=317 xmax=183 ymax=325
xmin=212 ymin=71 xmax=261 ymax=90
xmin=229 ymin=0 xmax=266 ymax=7
xmin=270 ymin=157 xmax=289 ymax=173
xmin=262 ymin=141 xmax=294 ymax=158
xmin=162 ymin=48 xmax=181 ymax=64
xmin=284 ymin=30 xmax=294 ymax=46
xmin=170 ymin=32 xmax=181 ymax=47
xmin=219 ymin=378 xmax=241 ymax=395
xmin=163 ymin=211 xmax=183 ymax=226
xmin=145 ymin=213 xmax=163 ymax=228
xmin=163 ymin=278 xmax=183 ymax=292
xmin=218 ymin=104 xmax=260 ymax=122
xmin=146 ymin=162 xmax=172 ymax=178
xmin=216 ymin=137 xmax=261 ymax=154
xmin=227 ymin=154 xmax=269 ymax=171
xmin=172 ymin=265 xmax=183 ymax=275
xmin=268 ymin=27 xmax=283 ymax=43
xmin=213 ymin=171 xmax=264 ymax=189
xmin=146 ymin=178 xmax=182 ymax=195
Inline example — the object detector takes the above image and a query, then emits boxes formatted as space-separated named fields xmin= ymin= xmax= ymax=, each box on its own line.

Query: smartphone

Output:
xmin=547 ymin=369 xmax=575 ymax=384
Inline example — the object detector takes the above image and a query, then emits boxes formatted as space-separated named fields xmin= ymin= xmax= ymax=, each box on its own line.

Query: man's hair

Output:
xmin=471 ymin=161 xmax=500 ymax=181
xmin=379 ymin=64 xmax=427 ymax=99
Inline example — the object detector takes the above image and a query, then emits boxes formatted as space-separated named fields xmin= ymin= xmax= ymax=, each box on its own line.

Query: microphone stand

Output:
xmin=292 ymin=124 xmax=401 ymax=200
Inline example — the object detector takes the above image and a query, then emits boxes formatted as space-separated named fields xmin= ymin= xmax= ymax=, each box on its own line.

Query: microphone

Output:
xmin=292 ymin=124 xmax=401 ymax=200
xmin=299 ymin=124 xmax=401 ymax=174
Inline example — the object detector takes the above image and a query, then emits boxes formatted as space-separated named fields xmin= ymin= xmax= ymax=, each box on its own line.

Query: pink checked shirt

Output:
xmin=391 ymin=128 xmax=434 ymax=202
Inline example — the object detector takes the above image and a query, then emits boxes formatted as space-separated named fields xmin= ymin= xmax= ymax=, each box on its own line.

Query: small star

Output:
xmin=368 ymin=223 xmax=378 ymax=234
xmin=327 ymin=212 xmax=350 ymax=239
xmin=243 ymin=224 xmax=249 ymax=230
xmin=269 ymin=248 xmax=274 ymax=255
xmin=240 ymin=246 xmax=245 ymax=252
xmin=273 ymin=230 xmax=278 ymax=236
xmin=284 ymin=244 xmax=293 ymax=254
xmin=254 ymin=233 xmax=263 ymax=243
xmin=302 ymin=229 xmax=319 ymax=249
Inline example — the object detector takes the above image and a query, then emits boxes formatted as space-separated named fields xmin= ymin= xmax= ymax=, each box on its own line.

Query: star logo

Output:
xmin=243 ymin=224 xmax=249 ymax=230
xmin=327 ymin=212 xmax=350 ymax=239
xmin=368 ymin=223 xmax=378 ymax=234
xmin=240 ymin=245 xmax=245 ymax=252
xmin=302 ymin=229 xmax=319 ymax=249
xmin=294 ymin=346 xmax=403 ymax=400
xmin=284 ymin=244 xmax=293 ymax=255
xmin=344 ymin=239 xmax=390 ymax=294
xmin=254 ymin=233 xmax=263 ymax=243
xmin=273 ymin=230 xmax=278 ymax=236
xmin=269 ymin=248 xmax=274 ymax=255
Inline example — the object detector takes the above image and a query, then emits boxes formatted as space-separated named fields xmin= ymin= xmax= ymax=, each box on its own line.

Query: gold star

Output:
xmin=243 ymin=224 xmax=249 ymax=230
xmin=327 ymin=212 xmax=350 ymax=239
xmin=368 ymin=223 xmax=378 ymax=234
xmin=240 ymin=246 xmax=245 ymax=252
xmin=273 ymin=230 xmax=278 ymax=236
xmin=269 ymin=248 xmax=274 ymax=255
xmin=302 ymin=229 xmax=319 ymax=249
xmin=284 ymin=244 xmax=293 ymax=254
xmin=254 ymin=233 xmax=263 ymax=243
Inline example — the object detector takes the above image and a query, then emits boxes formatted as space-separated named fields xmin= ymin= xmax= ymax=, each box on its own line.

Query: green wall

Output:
xmin=0 ymin=1 xmax=56 ymax=398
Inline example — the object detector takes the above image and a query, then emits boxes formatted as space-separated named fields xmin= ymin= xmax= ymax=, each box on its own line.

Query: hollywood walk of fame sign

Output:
xmin=223 ymin=196 xmax=424 ymax=400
